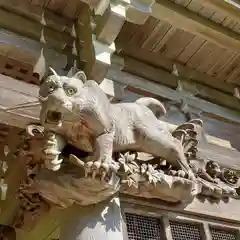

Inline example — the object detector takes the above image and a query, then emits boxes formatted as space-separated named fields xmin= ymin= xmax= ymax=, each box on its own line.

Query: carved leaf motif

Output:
xmin=118 ymin=152 xmax=139 ymax=176
xmin=121 ymin=177 xmax=138 ymax=188
xmin=141 ymin=164 xmax=162 ymax=185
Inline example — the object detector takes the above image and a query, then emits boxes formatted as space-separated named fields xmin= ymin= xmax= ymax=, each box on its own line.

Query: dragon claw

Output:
xmin=83 ymin=158 xmax=113 ymax=181
xmin=69 ymin=154 xmax=113 ymax=180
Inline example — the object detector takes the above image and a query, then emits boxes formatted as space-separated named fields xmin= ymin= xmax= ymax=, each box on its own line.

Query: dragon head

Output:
xmin=39 ymin=68 xmax=87 ymax=128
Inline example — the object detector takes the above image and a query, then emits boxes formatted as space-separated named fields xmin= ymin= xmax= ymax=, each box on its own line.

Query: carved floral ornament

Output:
xmin=1 ymin=69 xmax=240 ymax=229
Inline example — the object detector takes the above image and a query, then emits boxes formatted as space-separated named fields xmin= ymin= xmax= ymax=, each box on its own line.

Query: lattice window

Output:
xmin=125 ymin=213 xmax=162 ymax=240
xmin=211 ymin=227 xmax=237 ymax=240
xmin=169 ymin=220 xmax=202 ymax=240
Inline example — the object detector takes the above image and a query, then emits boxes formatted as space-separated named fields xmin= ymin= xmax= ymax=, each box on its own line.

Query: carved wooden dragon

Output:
xmin=36 ymin=69 xmax=196 ymax=180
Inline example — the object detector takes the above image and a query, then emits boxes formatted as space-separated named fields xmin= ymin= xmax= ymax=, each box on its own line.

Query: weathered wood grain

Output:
xmin=0 ymin=30 xmax=74 ymax=78
xmin=201 ymin=0 xmax=240 ymax=23
xmin=152 ymin=0 xmax=240 ymax=52
xmin=122 ymin=56 xmax=240 ymax=112
xmin=108 ymin=68 xmax=240 ymax=123
xmin=116 ymin=43 xmax=238 ymax=95
xmin=122 ymin=195 xmax=240 ymax=224
xmin=0 ymin=0 xmax=74 ymax=34
xmin=0 ymin=8 xmax=75 ymax=52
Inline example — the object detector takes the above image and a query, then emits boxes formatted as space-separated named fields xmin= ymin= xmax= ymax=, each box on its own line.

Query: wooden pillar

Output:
xmin=161 ymin=217 xmax=173 ymax=240
xmin=60 ymin=197 xmax=126 ymax=240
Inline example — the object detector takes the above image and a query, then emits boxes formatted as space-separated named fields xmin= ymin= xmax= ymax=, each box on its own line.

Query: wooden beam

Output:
xmin=122 ymin=56 xmax=240 ymax=112
xmin=0 ymin=7 xmax=76 ymax=53
xmin=76 ymin=0 xmax=157 ymax=82
xmin=122 ymin=196 xmax=240 ymax=225
xmin=106 ymin=68 xmax=240 ymax=124
xmin=151 ymin=0 xmax=240 ymax=52
xmin=202 ymin=0 xmax=240 ymax=23
xmin=0 ymin=0 xmax=74 ymax=34
xmin=116 ymin=45 xmax=237 ymax=95
xmin=0 ymin=30 xmax=74 ymax=79
xmin=0 ymin=75 xmax=39 ymax=128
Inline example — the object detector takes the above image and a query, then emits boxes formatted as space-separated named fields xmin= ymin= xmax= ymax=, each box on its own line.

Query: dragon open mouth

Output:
xmin=45 ymin=111 xmax=62 ymax=124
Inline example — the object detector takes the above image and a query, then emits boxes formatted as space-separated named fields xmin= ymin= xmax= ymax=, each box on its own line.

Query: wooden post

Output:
xmin=201 ymin=223 xmax=212 ymax=240
xmin=161 ymin=217 xmax=173 ymax=240
xmin=60 ymin=197 xmax=125 ymax=240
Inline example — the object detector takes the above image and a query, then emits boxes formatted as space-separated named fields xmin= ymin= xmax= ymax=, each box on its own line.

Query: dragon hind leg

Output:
xmin=138 ymin=128 xmax=195 ymax=180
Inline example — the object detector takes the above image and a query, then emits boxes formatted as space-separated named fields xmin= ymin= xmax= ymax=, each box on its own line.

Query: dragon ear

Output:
xmin=73 ymin=71 xmax=87 ymax=83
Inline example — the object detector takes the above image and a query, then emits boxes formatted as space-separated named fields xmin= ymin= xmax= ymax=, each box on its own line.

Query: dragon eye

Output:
xmin=66 ymin=87 xmax=77 ymax=96
xmin=48 ymin=84 xmax=56 ymax=93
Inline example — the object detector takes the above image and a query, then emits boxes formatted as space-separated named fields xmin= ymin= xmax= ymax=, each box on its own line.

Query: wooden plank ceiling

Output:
xmin=116 ymin=0 xmax=240 ymax=86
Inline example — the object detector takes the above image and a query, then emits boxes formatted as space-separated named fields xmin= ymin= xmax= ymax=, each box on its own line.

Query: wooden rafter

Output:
xmin=202 ymin=0 xmax=240 ymax=22
xmin=0 ymin=0 xmax=74 ymax=34
xmin=116 ymin=44 xmax=239 ymax=95
xmin=151 ymin=0 xmax=240 ymax=52
xmin=121 ymin=55 xmax=240 ymax=112
xmin=0 ymin=7 xmax=76 ymax=53
xmin=106 ymin=67 xmax=240 ymax=124
xmin=0 ymin=30 xmax=73 ymax=79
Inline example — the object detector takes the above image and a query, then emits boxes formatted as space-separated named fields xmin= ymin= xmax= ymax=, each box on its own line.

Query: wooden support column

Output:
xmin=201 ymin=223 xmax=212 ymax=240
xmin=60 ymin=197 xmax=125 ymax=240
xmin=76 ymin=6 xmax=116 ymax=82
xmin=161 ymin=217 xmax=173 ymax=240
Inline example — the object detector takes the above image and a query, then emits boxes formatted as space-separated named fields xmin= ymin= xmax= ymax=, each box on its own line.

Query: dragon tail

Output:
xmin=135 ymin=97 xmax=166 ymax=119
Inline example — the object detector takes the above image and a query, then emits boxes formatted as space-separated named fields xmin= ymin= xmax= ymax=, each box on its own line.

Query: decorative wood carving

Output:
xmin=1 ymin=70 xmax=240 ymax=233
xmin=3 ymin=70 xmax=239 ymax=216
xmin=0 ymin=124 xmax=50 ymax=233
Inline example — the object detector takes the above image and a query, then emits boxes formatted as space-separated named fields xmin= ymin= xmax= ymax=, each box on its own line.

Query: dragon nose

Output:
xmin=48 ymin=95 xmax=65 ymax=105
xmin=63 ymin=101 xmax=72 ymax=109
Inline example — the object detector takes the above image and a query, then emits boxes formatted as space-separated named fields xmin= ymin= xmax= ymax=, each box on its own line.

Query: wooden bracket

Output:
xmin=95 ymin=0 xmax=156 ymax=25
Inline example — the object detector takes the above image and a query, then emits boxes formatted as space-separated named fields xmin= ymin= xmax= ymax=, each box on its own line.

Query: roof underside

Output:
xmin=117 ymin=21 xmax=240 ymax=87
xmin=116 ymin=0 xmax=240 ymax=86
